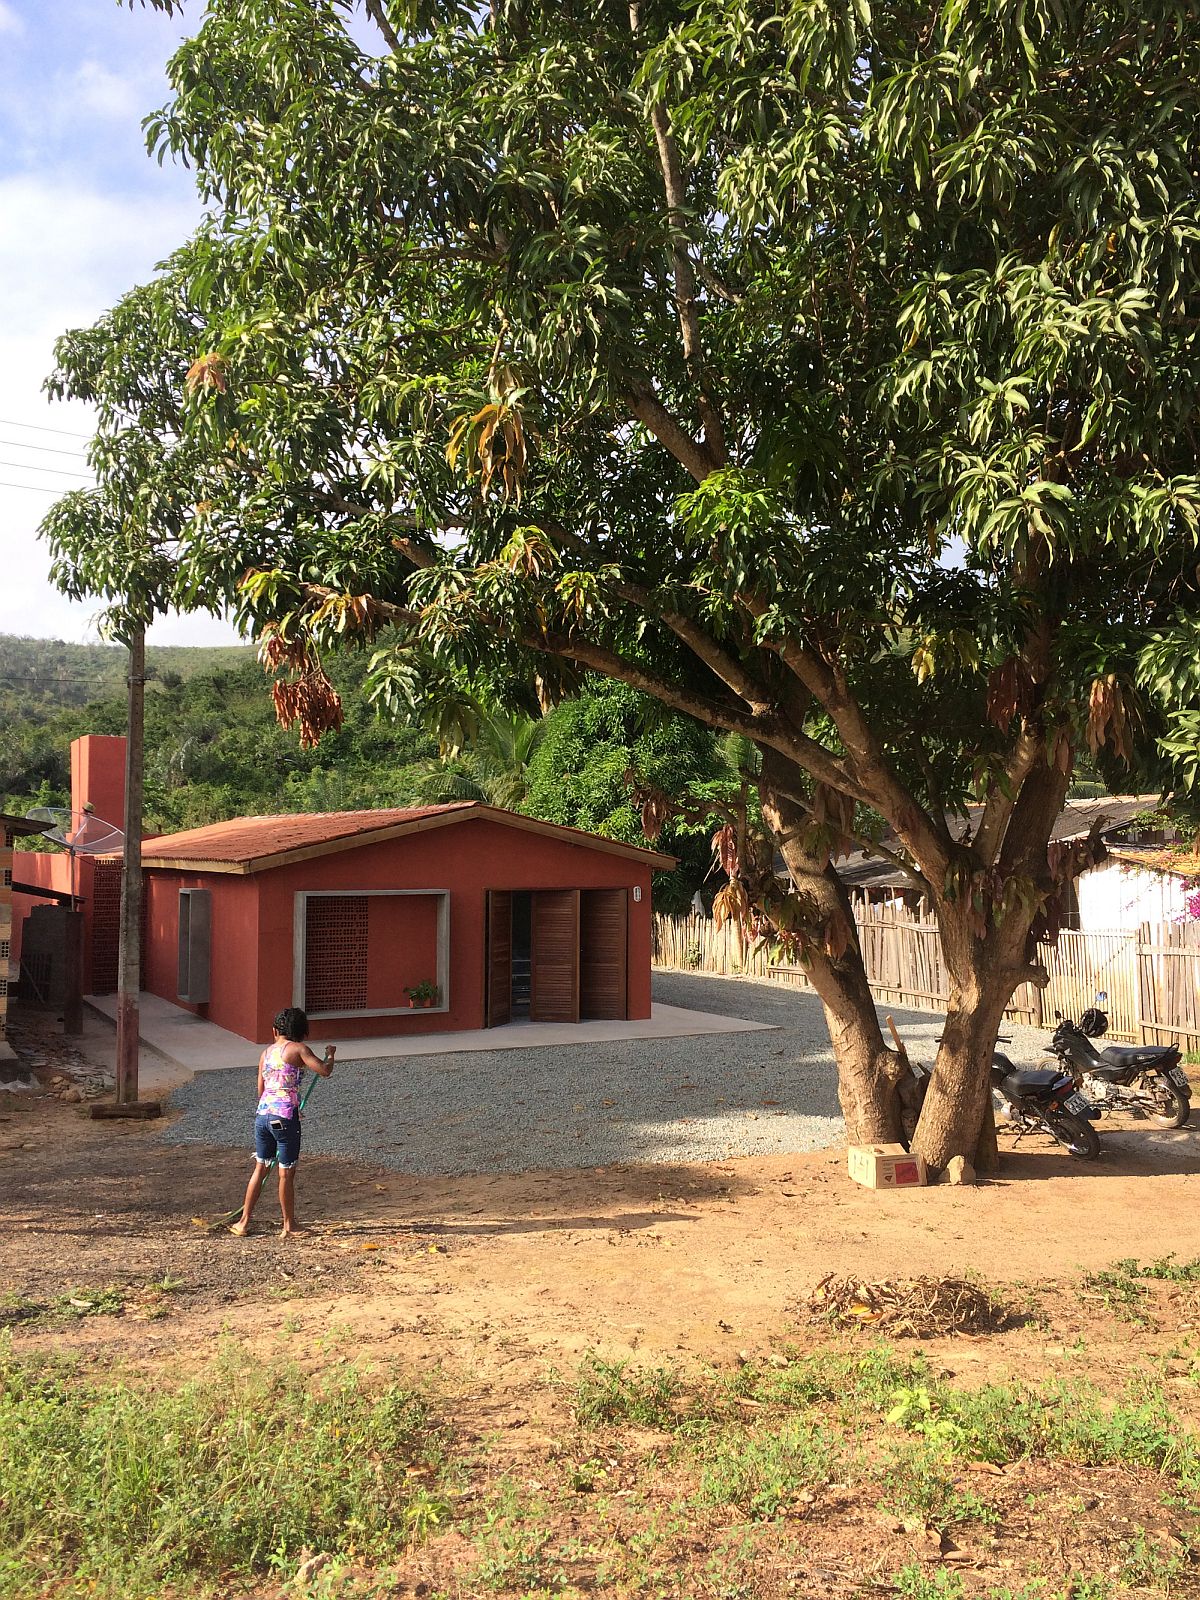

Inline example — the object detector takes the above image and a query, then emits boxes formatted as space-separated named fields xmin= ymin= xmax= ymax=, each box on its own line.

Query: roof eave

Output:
xmin=141 ymin=802 xmax=677 ymax=875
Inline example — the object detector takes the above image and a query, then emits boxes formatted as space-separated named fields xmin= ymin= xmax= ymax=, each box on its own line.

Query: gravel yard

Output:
xmin=162 ymin=972 xmax=1051 ymax=1175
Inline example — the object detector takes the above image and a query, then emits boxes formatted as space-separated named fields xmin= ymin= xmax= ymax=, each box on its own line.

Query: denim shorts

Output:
xmin=254 ymin=1111 xmax=301 ymax=1169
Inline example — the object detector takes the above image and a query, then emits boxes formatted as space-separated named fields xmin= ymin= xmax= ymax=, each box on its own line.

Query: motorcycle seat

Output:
xmin=1095 ymin=1045 xmax=1176 ymax=1069
xmin=1001 ymin=1069 xmax=1063 ymax=1094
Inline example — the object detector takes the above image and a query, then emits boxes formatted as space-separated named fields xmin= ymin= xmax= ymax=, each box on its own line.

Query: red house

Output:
xmin=15 ymin=737 xmax=673 ymax=1044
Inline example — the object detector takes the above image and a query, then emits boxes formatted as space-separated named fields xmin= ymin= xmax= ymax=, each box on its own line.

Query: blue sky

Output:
xmin=0 ymin=0 xmax=239 ymax=645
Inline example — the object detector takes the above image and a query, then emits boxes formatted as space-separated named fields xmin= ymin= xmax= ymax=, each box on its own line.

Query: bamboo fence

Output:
xmin=652 ymin=902 xmax=1200 ymax=1043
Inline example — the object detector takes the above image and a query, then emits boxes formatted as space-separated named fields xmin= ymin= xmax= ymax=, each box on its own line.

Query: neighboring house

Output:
xmin=1076 ymin=844 xmax=1199 ymax=931
xmin=12 ymin=736 xmax=674 ymax=1044
xmin=833 ymin=796 xmax=1182 ymax=932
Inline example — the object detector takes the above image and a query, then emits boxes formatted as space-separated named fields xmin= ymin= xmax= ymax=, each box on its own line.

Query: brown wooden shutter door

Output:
xmin=485 ymin=890 xmax=512 ymax=1027
xmin=530 ymin=889 xmax=580 ymax=1022
xmin=580 ymin=888 xmax=628 ymax=1020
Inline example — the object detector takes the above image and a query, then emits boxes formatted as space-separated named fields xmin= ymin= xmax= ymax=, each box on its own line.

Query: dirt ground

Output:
xmin=5 ymin=1060 xmax=1200 ymax=1373
xmin=4 ymin=1013 xmax=1200 ymax=1598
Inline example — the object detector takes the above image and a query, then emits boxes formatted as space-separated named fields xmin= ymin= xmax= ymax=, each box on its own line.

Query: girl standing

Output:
xmin=232 ymin=1006 xmax=335 ymax=1237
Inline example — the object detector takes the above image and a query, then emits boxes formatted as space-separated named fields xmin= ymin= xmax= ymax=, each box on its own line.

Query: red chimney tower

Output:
xmin=71 ymin=736 xmax=127 ymax=829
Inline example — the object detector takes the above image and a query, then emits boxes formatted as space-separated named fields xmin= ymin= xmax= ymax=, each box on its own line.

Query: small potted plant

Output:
xmin=405 ymin=979 xmax=440 ymax=1009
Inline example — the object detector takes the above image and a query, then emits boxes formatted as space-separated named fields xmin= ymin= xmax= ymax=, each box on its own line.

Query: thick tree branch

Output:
xmin=539 ymin=516 xmax=776 ymax=714
xmin=364 ymin=0 xmax=403 ymax=55
xmin=534 ymin=630 xmax=873 ymax=802
xmin=646 ymin=102 xmax=728 ymax=468
xmin=629 ymin=0 xmax=727 ymax=470
xmin=763 ymin=632 xmax=949 ymax=876
xmin=762 ymin=775 xmax=933 ymax=896
xmin=695 ymin=259 xmax=744 ymax=306
xmin=290 ymin=575 xmax=871 ymax=802
xmin=625 ymin=383 xmax=714 ymax=483
xmin=972 ymin=724 xmax=1043 ymax=867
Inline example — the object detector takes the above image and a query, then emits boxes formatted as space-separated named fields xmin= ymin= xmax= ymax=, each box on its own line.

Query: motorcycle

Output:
xmin=1048 ymin=991 xmax=1191 ymax=1130
xmin=990 ymin=1046 xmax=1102 ymax=1160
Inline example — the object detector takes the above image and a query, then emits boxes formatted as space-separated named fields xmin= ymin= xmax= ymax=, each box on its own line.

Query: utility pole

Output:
xmin=116 ymin=622 xmax=145 ymax=1103
xmin=95 ymin=621 xmax=159 ymax=1118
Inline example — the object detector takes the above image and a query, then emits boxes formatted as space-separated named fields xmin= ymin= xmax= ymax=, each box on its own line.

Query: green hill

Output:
xmin=0 ymin=635 xmax=433 ymax=832
xmin=0 ymin=634 xmax=253 ymax=713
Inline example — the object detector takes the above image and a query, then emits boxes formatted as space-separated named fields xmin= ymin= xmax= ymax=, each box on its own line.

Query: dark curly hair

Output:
xmin=273 ymin=1006 xmax=310 ymax=1042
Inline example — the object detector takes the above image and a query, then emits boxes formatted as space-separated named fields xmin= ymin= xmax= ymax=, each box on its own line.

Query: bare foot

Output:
xmin=281 ymin=1224 xmax=308 ymax=1237
xmin=230 ymin=1219 xmax=250 ymax=1236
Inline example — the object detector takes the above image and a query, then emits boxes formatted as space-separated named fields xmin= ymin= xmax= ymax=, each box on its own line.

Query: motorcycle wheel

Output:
xmin=1144 ymin=1079 xmax=1191 ymax=1129
xmin=1044 ymin=1109 xmax=1101 ymax=1160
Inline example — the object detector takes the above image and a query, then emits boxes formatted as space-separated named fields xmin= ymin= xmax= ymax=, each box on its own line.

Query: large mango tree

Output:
xmin=45 ymin=0 xmax=1200 ymax=1167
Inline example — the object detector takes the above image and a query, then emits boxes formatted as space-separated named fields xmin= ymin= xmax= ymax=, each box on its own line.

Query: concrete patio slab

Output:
xmin=85 ymin=990 xmax=775 ymax=1077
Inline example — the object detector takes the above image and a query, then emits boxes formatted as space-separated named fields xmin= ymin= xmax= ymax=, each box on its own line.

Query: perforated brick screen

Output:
xmin=90 ymin=860 xmax=124 ymax=995
xmin=305 ymin=895 xmax=369 ymax=1013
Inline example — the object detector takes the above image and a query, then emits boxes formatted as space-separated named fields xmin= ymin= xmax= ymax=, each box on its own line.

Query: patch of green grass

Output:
xmin=707 ymin=1345 xmax=930 ymax=1420
xmin=881 ymin=1369 xmax=1200 ymax=1487
xmin=1119 ymin=1526 xmax=1189 ymax=1592
xmin=564 ymin=1454 xmax=612 ymax=1493
xmin=0 ymin=1338 xmax=447 ymax=1599
xmin=894 ymin=1566 xmax=1106 ymax=1600
xmin=876 ymin=1442 xmax=998 ymax=1531
xmin=571 ymin=1352 xmax=682 ymax=1429
xmin=0 ymin=1287 xmax=127 ymax=1328
xmin=694 ymin=1419 xmax=841 ymax=1520
xmin=52 ymin=1285 xmax=126 ymax=1319
xmin=471 ymin=1479 xmax=562 ymax=1592
xmin=1140 ymin=1255 xmax=1200 ymax=1283
xmin=887 ymin=1385 xmax=968 ymax=1448
xmin=0 ymin=1293 xmax=42 ymax=1329
xmin=1082 ymin=1260 xmax=1150 ymax=1324
xmin=895 ymin=1567 xmax=966 ymax=1600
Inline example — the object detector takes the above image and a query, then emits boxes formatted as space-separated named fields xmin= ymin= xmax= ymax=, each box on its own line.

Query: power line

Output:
xmin=0 ymin=437 xmax=89 ymax=460
xmin=0 ymin=479 xmax=89 ymax=495
xmin=0 ymin=458 xmax=93 ymax=480
xmin=0 ymin=417 xmax=92 ymax=440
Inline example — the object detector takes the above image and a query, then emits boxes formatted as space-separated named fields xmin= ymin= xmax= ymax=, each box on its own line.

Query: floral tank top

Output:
xmin=257 ymin=1041 xmax=302 ymax=1118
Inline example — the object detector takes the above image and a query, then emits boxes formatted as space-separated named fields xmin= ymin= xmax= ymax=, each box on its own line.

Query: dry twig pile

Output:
xmin=807 ymin=1274 xmax=1010 ymax=1337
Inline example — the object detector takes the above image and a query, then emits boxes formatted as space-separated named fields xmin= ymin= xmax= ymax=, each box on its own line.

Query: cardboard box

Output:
xmin=847 ymin=1142 xmax=928 ymax=1190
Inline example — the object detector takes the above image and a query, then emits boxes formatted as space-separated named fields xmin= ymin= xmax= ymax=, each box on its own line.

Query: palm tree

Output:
xmin=415 ymin=704 xmax=546 ymax=811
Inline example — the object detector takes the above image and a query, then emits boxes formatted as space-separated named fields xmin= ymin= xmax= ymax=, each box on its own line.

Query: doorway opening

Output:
xmin=485 ymin=886 xmax=629 ymax=1026
xmin=511 ymin=890 xmax=531 ymax=1018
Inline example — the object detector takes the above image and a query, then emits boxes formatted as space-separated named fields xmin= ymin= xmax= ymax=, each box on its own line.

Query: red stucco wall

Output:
xmin=143 ymin=869 xmax=262 ymax=1035
xmin=142 ymin=817 xmax=655 ymax=1042
xmin=70 ymin=736 xmax=126 ymax=835
xmin=363 ymin=893 xmax=440 ymax=1011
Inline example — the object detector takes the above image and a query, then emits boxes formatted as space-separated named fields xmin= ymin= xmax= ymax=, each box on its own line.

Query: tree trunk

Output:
xmin=911 ymin=749 xmax=1071 ymax=1170
xmin=909 ymin=950 xmax=1013 ymax=1171
xmin=760 ymin=755 xmax=905 ymax=1145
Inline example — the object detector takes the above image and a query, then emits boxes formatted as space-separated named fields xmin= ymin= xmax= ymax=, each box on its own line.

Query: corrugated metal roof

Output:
xmin=139 ymin=801 xmax=676 ymax=874
xmin=0 ymin=812 xmax=51 ymax=837
xmin=1107 ymin=845 xmax=1200 ymax=881
xmin=832 ymin=795 xmax=1165 ymax=893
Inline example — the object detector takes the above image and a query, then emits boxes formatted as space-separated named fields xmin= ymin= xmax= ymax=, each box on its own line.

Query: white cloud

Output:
xmin=72 ymin=60 xmax=145 ymax=123
xmin=0 ymin=2 xmax=23 ymax=36
xmin=0 ymin=173 xmax=244 ymax=646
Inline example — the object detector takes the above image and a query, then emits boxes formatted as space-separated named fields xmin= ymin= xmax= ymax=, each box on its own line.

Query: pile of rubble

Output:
xmin=2 ymin=1016 xmax=115 ymax=1104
